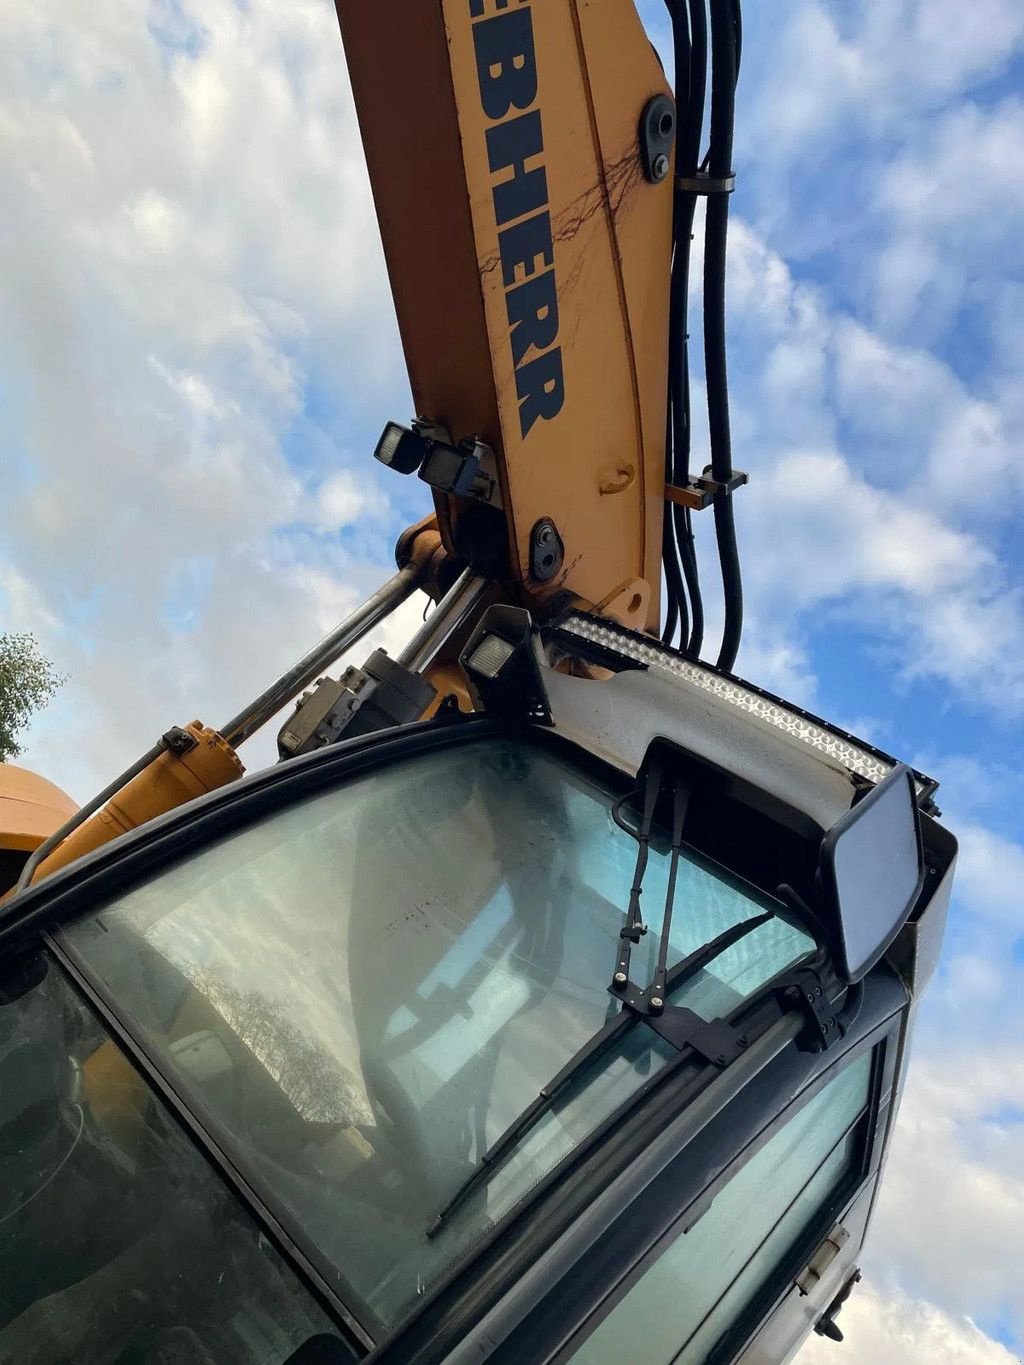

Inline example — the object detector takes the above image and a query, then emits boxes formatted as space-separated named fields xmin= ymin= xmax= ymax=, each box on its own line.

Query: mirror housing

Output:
xmin=819 ymin=765 xmax=925 ymax=984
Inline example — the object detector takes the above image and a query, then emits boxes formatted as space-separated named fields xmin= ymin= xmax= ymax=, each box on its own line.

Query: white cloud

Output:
xmin=798 ymin=1282 xmax=1019 ymax=1365
xmin=712 ymin=221 xmax=1024 ymax=714
xmin=880 ymin=100 xmax=1024 ymax=241
xmin=858 ymin=0 xmax=1023 ymax=115
xmin=742 ymin=5 xmax=868 ymax=153
xmin=864 ymin=1051 xmax=1024 ymax=1339
xmin=949 ymin=821 xmax=1024 ymax=927
xmin=0 ymin=567 xmax=61 ymax=637
xmin=832 ymin=321 xmax=1023 ymax=512
xmin=736 ymin=0 xmax=1024 ymax=409
xmin=746 ymin=0 xmax=1024 ymax=158
xmin=313 ymin=469 xmax=389 ymax=532
xmin=0 ymin=0 xmax=419 ymax=795
xmin=754 ymin=449 xmax=985 ymax=598
xmin=873 ymin=98 xmax=1024 ymax=338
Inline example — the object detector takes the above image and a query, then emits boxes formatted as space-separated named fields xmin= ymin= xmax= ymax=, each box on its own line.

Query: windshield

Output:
xmin=61 ymin=736 xmax=815 ymax=1332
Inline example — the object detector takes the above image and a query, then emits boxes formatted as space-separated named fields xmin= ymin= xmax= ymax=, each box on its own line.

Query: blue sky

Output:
xmin=1 ymin=0 xmax=1022 ymax=1359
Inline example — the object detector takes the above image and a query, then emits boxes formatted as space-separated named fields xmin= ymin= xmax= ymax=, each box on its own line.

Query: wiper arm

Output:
xmin=650 ymin=778 xmax=689 ymax=1008
xmin=609 ymin=753 xmax=663 ymax=989
xmin=427 ymin=905 xmax=773 ymax=1236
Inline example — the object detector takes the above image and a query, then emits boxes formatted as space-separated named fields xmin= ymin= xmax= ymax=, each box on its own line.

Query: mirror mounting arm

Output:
xmin=775 ymin=966 xmax=843 ymax=1054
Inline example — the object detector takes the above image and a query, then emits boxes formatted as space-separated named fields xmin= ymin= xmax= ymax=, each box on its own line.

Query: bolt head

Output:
xmin=652 ymin=153 xmax=670 ymax=181
xmin=614 ymin=971 xmax=627 ymax=984
xmin=651 ymin=996 xmax=664 ymax=1009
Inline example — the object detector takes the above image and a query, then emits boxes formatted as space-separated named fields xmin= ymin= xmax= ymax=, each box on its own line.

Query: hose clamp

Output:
xmin=675 ymin=171 xmax=736 ymax=195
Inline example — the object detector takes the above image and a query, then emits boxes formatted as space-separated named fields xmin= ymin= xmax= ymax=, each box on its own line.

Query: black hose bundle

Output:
xmin=661 ymin=0 xmax=743 ymax=672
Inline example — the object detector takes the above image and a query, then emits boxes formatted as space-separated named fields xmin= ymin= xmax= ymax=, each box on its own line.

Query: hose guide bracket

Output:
xmin=664 ymin=468 xmax=748 ymax=512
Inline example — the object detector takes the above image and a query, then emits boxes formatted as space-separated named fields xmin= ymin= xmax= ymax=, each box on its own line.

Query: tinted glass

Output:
xmin=569 ymin=1052 xmax=872 ymax=1364
xmin=63 ymin=738 xmax=814 ymax=1328
xmin=0 ymin=955 xmax=336 ymax=1364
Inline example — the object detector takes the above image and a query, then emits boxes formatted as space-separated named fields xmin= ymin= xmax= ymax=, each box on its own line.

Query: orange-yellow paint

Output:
xmin=0 ymin=763 xmax=78 ymax=853
xmin=335 ymin=0 xmax=672 ymax=631
xmin=21 ymin=721 xmax=243 ymax=888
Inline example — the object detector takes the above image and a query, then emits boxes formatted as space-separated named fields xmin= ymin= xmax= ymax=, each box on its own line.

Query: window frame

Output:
xmin=1 ymin=719 xmax=536 ymax=959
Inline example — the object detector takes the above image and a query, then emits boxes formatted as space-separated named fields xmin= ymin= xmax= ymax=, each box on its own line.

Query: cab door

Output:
xmin=735 ymin=1186 xmax=873 ymax=1364
xmin=729 ymin=1012 xmax=902 ymax=1364
xmin=470 ymin=968 xmax=905 ymax=1365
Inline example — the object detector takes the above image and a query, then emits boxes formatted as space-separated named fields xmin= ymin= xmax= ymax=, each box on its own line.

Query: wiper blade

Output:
xmin=427 ymin=906 xmax=773 ymax=1236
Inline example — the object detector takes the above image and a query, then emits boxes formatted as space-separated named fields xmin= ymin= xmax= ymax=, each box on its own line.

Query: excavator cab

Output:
xmin=0 ymin=614 xmax=956 ymax=1363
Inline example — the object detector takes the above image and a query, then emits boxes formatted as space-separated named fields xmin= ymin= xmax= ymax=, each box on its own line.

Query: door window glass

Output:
xmin=569 ymin=1051 xmax=872 ymax=1364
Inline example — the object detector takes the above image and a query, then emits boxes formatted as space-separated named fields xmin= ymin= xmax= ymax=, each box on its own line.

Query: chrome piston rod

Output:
xmin=397 ymin=568 xmax=490 ymax=675
xmin=221 ymin=565 xmax=422 ymax=748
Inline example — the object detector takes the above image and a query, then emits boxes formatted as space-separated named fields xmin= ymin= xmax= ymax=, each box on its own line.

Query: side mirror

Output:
xmin=820 ymin=765 xmax=924 ymax=983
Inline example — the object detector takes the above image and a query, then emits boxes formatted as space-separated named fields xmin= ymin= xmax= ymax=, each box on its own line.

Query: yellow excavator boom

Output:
xmin=3 ymin=0 xmax=684 ymax=886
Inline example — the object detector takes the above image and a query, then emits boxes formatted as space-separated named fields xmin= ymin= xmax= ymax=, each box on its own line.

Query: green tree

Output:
xmin=0 ymin=632 xmax=65 ymax=762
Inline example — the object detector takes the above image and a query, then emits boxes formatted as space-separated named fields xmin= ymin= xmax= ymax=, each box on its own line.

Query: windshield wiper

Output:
xmin=428 ymin=758 xmax=791 ymax=1239
xmin=427 ymin=913 xmax=772 ymax=1235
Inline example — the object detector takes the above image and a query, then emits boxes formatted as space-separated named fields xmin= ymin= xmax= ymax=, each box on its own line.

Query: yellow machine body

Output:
xmin=3 ymin=723 xmax=242 ymax=893
xmin=337 ymin=0 xmax=673 ymax=631
xmin=0 ymin=764 xmax=78 ymax=855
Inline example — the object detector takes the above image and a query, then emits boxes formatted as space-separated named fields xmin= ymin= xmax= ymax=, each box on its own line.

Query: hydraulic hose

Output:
xmin=705 ymin=0 xmax=743 ymax=671
xmin=676 ymin=503 xmax=704 ymax=657
xmin=665 ymin=0 xmax=708 ymax=655
xmin=661 ymin=406 xmax=686 ymax=646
